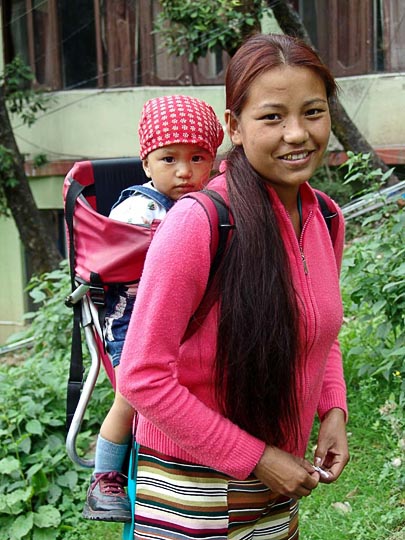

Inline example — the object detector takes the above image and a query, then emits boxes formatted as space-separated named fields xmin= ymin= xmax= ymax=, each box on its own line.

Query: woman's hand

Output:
xmin=313 ymin=407 xmax=349 ymax=483
xmin=253 ymin=446 xmax=319 ymax=499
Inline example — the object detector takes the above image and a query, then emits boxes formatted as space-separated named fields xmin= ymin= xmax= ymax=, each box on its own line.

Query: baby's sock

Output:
xmin=94 ymin=434 xmax=128 ymax=474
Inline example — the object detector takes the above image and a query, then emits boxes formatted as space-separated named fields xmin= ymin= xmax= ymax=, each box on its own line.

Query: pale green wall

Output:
xmin=11 ymin=76 xmax=405 ymax=171
xmin=0 ymin=217 xmax=27 ymax=344
xmin=12 ymin=87 xmax=230 ymax=165
xmin=30 ymin=176 xmax=65 ymax=209
xmin=337 ymin=73 xmax=405 ymax=148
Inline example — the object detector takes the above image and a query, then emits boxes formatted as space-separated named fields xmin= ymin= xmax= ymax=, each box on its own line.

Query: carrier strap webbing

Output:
xmin=65 ymin=179 xmax=87 ymax=433
xmin=315 ymin=191 xmax=339 ymax=245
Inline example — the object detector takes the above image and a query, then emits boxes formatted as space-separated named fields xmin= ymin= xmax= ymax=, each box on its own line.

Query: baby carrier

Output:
xmin=64 ymin=157 xmax=151 ymax=466
xmin=63 ymin=157 xmax=232 ymax=469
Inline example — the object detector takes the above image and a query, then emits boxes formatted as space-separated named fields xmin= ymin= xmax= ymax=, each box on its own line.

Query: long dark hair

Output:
xmin=214 ymin=34 xmax=337 ymax=449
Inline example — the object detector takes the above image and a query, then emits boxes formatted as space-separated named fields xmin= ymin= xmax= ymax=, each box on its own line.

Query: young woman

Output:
xmin=119 ymin=33 xmax=349 ymax=539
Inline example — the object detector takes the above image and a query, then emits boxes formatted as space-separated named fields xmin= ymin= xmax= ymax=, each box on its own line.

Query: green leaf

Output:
xmin=33 ymin=505 xmax=61 ymax=528
xmin=387 ymin=347 xmax=405 ymax=357
xmin=26 ymin=419 xmax=43 ymax=435
xmin=6 ymin=487 xmax=32 ymax=510
xmin=26 ymin=463 xmax=43 ymax=479
xmin=46 ymin=484 xmax=62 ymax=504
xmin=0 ymin=457 xmax=20 ymax=475
xmin=9 ymin=512 xmax=34 ymax=539
xmin=18 ymin=435 xmax=31 ymax=454
xmin=56 ymin=470 xmax=78 ymax=490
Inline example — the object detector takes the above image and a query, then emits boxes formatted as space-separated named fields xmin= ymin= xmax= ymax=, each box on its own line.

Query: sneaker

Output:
xmin=82 ymin=471 xmax=131 ymax=523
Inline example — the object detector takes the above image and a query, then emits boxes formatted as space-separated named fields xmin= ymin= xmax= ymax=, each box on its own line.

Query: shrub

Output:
xmin=0 ymin=260 xmax=113 ymax=539
xmin=340 ymin=194 xmax=405 ymax=405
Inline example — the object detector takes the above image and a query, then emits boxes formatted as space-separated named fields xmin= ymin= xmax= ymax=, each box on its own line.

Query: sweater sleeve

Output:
xmin=118 ymin=197 xmax=266 ymax=479
xmin=318 ymin=204 xmax=348 ymax=421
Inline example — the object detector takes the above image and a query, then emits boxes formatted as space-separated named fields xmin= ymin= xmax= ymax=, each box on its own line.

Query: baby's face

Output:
xmin=142 ymin=143 xmax=214 ymax=200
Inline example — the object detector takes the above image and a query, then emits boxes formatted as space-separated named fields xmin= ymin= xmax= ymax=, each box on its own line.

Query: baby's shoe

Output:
xmin=82 ymin=471 xmax=131 ymax=523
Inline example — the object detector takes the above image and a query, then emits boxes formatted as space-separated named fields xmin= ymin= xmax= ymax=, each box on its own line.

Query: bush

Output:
xmin=0 ymin=260 xmax=114 ymax=539
xmin=340 ymin=205 xmax=405 ymax=404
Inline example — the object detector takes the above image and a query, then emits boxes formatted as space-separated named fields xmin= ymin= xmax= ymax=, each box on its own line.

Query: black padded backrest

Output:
xmin=92 ymin=158 xmax=148 ymax=217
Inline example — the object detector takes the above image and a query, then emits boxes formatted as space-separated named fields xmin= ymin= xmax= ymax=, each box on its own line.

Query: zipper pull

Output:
xmin=300 ymin=248 xmax=308 ymax=274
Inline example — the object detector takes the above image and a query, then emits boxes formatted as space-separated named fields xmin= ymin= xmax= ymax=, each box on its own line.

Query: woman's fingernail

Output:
xmin=314 ymin=457 xmax=321 ymax=466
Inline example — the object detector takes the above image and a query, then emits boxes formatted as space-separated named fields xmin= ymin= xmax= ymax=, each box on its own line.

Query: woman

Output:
xmin=119 ymin=33 xmax=349 ymax=539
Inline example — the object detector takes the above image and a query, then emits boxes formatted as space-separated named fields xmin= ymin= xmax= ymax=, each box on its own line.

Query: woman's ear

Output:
xmin=224 ymin=109 xmax=242 ymax=146
xmin=142 ymin=158 xmax=152 ymax=178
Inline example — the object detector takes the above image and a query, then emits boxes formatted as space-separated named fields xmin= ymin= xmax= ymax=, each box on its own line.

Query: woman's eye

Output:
xmin=263 ymin=113 xmax=281 ymax=121
xmin=306 ymin=108 xmax=324 ymax=116
xmin=192 ymin=155 xmax=204 ymax=162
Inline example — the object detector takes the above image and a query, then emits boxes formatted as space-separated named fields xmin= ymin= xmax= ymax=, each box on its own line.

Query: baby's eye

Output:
xmin=192 ymin=155 xmax=205 ymax=162
xmin=162 ymin=156 xmax=175 ymax=163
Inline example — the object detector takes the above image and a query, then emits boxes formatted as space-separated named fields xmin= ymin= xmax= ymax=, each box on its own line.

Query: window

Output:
xmin=294 ymin=0 xmax=405 ymax=75
xmin=2 ymin=0 xmax=228 ymax=90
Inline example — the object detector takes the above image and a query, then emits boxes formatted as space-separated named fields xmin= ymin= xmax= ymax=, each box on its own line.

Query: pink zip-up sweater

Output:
xmin=119 ymin=171 xmax=348 ymax=481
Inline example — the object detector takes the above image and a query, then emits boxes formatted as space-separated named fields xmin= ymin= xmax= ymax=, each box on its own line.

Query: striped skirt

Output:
xmin=133 ymin=445 xmax=299 ymax=540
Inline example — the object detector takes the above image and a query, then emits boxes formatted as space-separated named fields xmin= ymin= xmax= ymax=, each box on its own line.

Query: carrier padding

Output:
xmin=63 ymin=158 xmax=156 ymax=285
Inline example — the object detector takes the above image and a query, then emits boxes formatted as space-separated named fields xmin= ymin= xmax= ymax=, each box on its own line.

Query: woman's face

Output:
xmin=226 ymin=65 xmax=331 ymax=199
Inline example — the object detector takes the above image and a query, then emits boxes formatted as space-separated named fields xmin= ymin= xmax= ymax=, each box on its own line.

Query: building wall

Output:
xmin=1 ymin=74 xmax=405 ymax=344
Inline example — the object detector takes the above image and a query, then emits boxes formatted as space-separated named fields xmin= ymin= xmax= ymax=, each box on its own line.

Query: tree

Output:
xmin=0 ymin=58 xmax=62 ymax=275
xmin=156 ymin=0 xmax=399 ymax=184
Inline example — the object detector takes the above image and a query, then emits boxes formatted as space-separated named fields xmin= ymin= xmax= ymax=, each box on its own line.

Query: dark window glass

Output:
xmin=57 ymin=0 xmax=97 ymax=88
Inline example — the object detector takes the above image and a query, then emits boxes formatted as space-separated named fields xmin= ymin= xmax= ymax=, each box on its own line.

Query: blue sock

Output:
xmin=94 ymin=434 xmax=128 ymax=474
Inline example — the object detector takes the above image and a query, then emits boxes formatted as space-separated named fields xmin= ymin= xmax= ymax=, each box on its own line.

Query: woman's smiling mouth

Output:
xmin=279 ymin=151 xmax=312 ymax=161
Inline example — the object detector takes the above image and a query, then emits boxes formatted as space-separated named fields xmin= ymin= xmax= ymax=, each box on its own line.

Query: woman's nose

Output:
xmin=282 ymin=119 xmax=309 ymax=144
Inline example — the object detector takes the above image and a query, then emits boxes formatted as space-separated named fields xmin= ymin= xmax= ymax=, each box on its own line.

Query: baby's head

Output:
xmin=138 ymin=95 xmax=224 ymax=200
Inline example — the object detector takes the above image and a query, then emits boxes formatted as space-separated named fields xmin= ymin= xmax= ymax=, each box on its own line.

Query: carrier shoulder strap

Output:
xmin=185 ymin=189 xmax=234 ymax=281
xmin=181 ymin=189 xmax=234 ymax=342
xmin=315 ymin=191 xmax=339 ymax=246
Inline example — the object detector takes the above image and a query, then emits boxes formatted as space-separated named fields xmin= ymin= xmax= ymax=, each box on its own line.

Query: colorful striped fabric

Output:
xmin=133 ymin=445 xmax=299 ymax=540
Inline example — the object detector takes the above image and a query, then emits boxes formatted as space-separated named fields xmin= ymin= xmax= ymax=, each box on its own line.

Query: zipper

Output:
xmin=299 ymin=210 xmax=313 ymax=275
xmin=300 ymin=248 xmax=308 ymax=274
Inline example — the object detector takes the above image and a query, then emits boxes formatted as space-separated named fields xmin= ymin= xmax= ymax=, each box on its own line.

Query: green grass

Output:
xmin=300 ymin=380 xmax=404 ymax=539
xmin=77 ymin=379 xmax=404 ymax=540
xmin=74 ymin=520 xmax=122 ymax=539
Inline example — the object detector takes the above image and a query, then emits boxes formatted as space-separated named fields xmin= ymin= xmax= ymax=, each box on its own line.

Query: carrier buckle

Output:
xmin=89 ymin=285 xmax=106 ymax=306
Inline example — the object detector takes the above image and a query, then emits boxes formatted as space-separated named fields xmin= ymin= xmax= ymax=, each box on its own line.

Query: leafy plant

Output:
xmin=154 ymin=0 xmax=267 ymax=62
xmin=0 ymin=56 xmax=48 ymax=128
xmin=339 ymin=150 xmax=396 ymax=200
xmin=310 ymin=157 xmax=354 ymax=206
xmin=0 ymin=56 xmax=51 ymax=217
xmin=341 ymin=208 xmax=405 ymax=397
xmin=0 ymin=261 xmax=114 ymax=539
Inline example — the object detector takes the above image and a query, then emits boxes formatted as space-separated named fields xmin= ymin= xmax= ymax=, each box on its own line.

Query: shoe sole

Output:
xmin=82 ymin=503 xmax=132 ymax=523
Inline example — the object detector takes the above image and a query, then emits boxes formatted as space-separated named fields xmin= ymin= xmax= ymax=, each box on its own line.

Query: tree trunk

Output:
xmin=268 ymin=0 xmax=399 ymax=184
xmin=0 ymin=85 xmax=62 ymax=276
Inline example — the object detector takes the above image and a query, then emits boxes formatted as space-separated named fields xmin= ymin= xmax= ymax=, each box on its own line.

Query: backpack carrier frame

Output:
xmin=64 ymin=157 xmax=152 ymax=468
